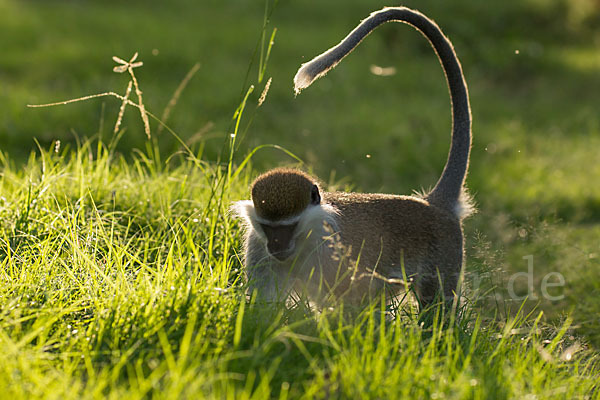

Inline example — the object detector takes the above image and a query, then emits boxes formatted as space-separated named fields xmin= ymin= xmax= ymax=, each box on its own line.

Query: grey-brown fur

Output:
xmin=237 ymin=170 xmax=466 ymax=306
xmin=323 ymin=191 xmax=463 ymax=303
xmin=234 ymin=6 xmax=473 ymax=308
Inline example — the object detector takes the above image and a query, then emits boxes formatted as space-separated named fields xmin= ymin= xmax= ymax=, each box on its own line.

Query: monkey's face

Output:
xmin=259 ymin=222 xmax=298 ymax=261
xmin=245 ymin=168 xmax=323 ymax=262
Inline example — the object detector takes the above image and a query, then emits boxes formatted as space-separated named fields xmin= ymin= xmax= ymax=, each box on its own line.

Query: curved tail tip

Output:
xmin=293 ymin=63 xmax=314 ymax=95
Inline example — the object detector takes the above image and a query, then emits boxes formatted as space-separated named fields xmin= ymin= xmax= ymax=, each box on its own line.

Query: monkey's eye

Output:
xmin=310 ymin=184 xmax=321 ymax=205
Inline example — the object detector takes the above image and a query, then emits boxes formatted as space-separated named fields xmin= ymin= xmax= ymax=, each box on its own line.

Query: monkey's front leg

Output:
xmin=244 ymin=233 xmax=294 ymax=302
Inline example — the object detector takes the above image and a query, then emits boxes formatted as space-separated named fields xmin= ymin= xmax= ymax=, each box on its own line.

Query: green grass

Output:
xmin=1 ymin=143 xmax=599 ymax=398
xmin=1 ymin=0 xmax=600 ymax=397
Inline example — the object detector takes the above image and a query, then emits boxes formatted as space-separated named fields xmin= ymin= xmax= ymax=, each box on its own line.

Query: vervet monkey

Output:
xmin=233 ymin=7 xmax=473 ymax=308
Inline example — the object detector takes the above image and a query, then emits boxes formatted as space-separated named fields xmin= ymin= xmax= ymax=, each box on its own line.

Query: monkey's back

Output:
xmin=324 ymin=191 xmax=464 ymax=298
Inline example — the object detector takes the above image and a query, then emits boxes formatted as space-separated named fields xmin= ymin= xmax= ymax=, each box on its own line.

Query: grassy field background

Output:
xmin=1 ymin=0 xmax=600 ymax=397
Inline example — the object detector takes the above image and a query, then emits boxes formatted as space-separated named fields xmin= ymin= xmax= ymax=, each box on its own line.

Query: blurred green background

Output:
xmin=1 ymin=0 xmax=600 ymax=344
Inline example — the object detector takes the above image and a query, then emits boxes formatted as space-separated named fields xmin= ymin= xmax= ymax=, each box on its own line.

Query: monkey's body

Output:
xmin=233 ymin=7 xmax=473 ymax=308
xmin=235 ymin=187 xmax=466 ymax=306
xmin=326 ymin=192 xmax=463 ymax=303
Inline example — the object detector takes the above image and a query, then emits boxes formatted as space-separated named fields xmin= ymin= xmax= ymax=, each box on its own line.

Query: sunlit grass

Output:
xmin=1 ymin=142 xmax=599 ymax=397
xmin=1 ymin=0 xmax=600 ymax=396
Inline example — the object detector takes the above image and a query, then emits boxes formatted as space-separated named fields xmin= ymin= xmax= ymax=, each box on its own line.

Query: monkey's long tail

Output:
xmin=294 ymin=7 xmax=472 ymax=218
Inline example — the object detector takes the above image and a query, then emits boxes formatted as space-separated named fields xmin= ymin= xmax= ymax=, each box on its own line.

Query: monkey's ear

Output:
xmin=310 ymin=185 xmax=321 ymax=205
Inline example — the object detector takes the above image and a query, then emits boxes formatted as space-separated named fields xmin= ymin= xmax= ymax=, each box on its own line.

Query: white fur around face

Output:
xmin=231 ymin=200 xmax=338 ymax=238
xmin=231 ymin=200 xmax=339 ymax=259
xmin=295 ymin=203 xmax=339 ymax=237
xmin=232 ymin=199 xmax=341 ymax=304
xmin=230 ymin=200 xmax=255 ymax=223
xmin=231 ymin=200 xmax=266 ymax=241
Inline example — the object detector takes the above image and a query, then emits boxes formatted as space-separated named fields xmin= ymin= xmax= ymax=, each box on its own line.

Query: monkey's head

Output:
xmin=251 ymin=168 xmax=321 ymax=220
xmin=249 ymin=168 xmax=322 ymax=261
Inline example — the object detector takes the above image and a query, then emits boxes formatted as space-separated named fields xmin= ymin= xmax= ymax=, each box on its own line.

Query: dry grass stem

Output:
xmin=28 ymin=52 xmax=154 ymax=139
xmin=28 ymin=92 xmax=134 ymax=108
xmin=258 ymin=77 xmax=272 ymax=107
xmin=114 ymin=81 xmax=133 ymax=134
xmin=129 ymin=70 xmax=150 ymax=139
xmin=158 ymin=62 xmax=201 ymax=134
xmin=186 ymin=121 xmax=215 ymax=146
xmin=113 ymin=53 xmax=151 ymax=139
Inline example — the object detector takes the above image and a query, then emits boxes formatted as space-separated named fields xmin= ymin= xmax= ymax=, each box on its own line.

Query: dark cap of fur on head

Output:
xmin=251 ymin=168 xmax=318 ymax=221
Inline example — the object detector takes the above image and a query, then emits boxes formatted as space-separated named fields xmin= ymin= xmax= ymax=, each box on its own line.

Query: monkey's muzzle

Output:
xmin=260 ymin=223 xmax=297 ymax=262
xmin=271 ymin=249 xmax=294 ymax=262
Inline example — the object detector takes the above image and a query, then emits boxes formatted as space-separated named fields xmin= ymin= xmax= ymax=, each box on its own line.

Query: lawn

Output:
xmin=1 ymin=0 xmax=599 ymax=397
